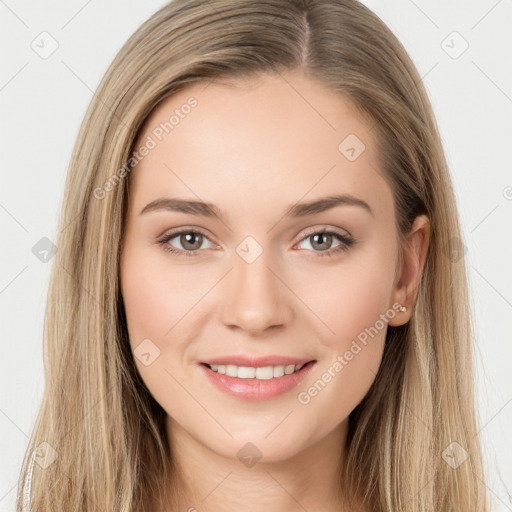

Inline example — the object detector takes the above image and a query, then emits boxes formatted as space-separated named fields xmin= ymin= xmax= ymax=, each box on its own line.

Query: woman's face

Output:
xmin=120 ymin=71 xmax=415 ymax=463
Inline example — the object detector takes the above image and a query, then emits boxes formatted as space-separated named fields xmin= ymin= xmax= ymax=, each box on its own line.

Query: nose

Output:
xmin=219 ymin=252 xmax=293 ymax=335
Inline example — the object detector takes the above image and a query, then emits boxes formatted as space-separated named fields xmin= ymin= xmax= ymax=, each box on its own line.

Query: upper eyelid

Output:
xmin=162 ymin=227 xmax=217 ymax=246
xmin=299 ymin=225 xmax=352 ymax=239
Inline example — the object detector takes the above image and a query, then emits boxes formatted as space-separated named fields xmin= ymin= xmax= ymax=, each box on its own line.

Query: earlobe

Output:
xmin=388 ymin=214 xmax=430 ymax=326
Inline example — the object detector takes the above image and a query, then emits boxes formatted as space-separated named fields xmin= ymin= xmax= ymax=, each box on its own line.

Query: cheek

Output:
xmin=299 ymin=241 xmax=397 ymax=348
xmin=120 ymin=244 xmax=206 ymax=344
xmin=120 ymin=243 xmax=186 ymax=391
xmin=293 ymin=240 xmax=396 ymax=413
xmin=120 ymin=245 xmax=215 ymax=381
xmin=120 ymin=247 xmax=199 ymax=417
xmin=121 ymin=253 xmax=170 ymax=346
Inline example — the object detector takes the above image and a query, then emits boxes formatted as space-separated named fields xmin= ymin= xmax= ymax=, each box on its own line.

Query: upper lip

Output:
xmin=201 ymin=355 xmax=316 ymax=367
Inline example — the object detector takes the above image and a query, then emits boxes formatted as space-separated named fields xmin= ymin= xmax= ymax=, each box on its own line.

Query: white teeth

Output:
xmin=238 ymin=366 xmax=256 ymax=378
xmin=225 ymin=364 xmax=238 ymax=377
xmin=284 ymin=364 xmax=296 ymax=374
xmin=273 ymin=365 xmax=285 ymax=378
xmin=208 ymin=362 xmax=308 ymax=379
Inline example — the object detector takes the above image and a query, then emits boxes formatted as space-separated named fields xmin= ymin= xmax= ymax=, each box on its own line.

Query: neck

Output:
xmin=158 ymin=416 xmax=363 ymax=512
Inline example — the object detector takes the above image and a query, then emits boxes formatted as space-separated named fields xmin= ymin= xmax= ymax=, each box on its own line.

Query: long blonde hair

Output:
xmin=16 ymin=1 xmax=488 ymax=510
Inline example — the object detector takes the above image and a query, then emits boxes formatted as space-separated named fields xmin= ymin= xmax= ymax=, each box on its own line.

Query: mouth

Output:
xmin=201 ymin=360 xmax=315 ymax=380
xmin=199 ymin=360 xmax=317 ymax=401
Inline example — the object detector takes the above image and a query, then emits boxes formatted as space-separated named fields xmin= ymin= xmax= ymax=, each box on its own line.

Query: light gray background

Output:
xmin=1 ymin=1 xmax=511 ymax=510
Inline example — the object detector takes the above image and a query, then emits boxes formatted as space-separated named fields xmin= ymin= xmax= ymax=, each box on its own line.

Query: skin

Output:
xmin=120 ymin=70 xmax=430 ymax=512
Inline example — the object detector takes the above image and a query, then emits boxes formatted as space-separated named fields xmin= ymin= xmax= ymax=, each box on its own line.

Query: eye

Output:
xmin=295 ymin=228 xmax=355 ymax=257
xmin=158 ymin=227 xmax=356 ymax=259
xmin=158 ymin=229 xmax=215 ymax=258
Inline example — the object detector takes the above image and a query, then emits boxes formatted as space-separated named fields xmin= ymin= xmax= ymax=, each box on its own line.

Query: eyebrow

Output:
xmin=139 ymin=194 xmax=374 ymax=219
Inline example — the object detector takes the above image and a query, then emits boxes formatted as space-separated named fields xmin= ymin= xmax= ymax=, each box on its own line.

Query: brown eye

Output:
xmin=158 ymin=229 xmax=215 ymax=257
xmin=309 ymin=232 xmax=334 ymax=251
xmin=296 ymin=229 xmax=355 ymax=257
xmin=179 ymin=232 xmax=204 ymax=251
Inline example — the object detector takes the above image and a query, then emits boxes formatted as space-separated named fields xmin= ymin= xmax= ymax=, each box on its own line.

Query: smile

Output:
xmin=206 ymin=363 xmax=306 ymax=379
xmin=199 ymin=361 xmax=316 ymax=401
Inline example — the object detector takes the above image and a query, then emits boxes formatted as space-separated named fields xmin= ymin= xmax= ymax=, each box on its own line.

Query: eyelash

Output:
xmin=157 ymin=227 xmax=355 ymax=259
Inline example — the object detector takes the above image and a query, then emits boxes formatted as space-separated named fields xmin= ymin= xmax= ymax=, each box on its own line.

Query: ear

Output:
xmin=388 ymin=214 xmax=430 ymax=326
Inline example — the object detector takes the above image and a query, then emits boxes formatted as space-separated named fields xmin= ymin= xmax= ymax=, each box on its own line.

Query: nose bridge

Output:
xmin=219 ymin=241 xmax=292 ymax=334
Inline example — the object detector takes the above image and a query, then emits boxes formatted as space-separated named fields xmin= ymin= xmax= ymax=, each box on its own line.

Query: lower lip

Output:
xmin=199 ymin=361 xmax=316 ymax=401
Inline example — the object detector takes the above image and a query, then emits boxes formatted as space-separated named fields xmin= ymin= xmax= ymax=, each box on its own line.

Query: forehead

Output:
xmin=127 ymin=72 xmax=393 ymax=224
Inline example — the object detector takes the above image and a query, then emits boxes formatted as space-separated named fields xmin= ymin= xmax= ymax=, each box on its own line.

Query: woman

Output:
xmin=16 ymin=0 xmax=488 ymax=510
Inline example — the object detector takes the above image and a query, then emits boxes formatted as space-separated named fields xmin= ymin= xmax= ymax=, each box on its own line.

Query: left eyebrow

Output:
xmin=139 ymin=193 xmax=374 ymax=219
xmin=286 ymin=194 xmax=374 ymax=218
